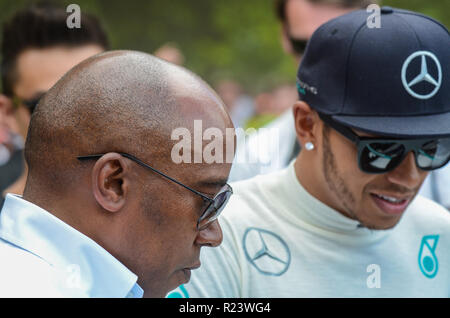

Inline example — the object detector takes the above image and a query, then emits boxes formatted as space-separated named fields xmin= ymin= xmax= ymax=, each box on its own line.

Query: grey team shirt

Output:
xmin=168 ymin=161 xmax=450 ymax=298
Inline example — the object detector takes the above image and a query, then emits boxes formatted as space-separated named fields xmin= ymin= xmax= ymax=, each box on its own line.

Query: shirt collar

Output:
xmin=0 ymin=194 xmax=143 ymax=298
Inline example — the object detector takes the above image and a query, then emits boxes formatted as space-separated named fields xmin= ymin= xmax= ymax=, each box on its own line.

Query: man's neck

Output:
xmin=294 ymin=153 xmax=355 ymax=220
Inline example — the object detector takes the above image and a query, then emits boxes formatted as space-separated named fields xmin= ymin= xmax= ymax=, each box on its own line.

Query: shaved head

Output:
xmin=24 ymin=50 xmax=230 ymax=193
xmin=22 ymin=50 xmax=234 ymax=297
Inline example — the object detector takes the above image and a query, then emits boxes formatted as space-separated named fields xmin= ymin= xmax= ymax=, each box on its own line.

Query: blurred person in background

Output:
xmin=0 ymin=2 xmax=109 ymax=208
xmin=216 ymin=79 xmax=254 ymax=129
xmin=270 ymin=84 xmax=298 ymax=114
xmin=0 ymin=95 xmax=21 ymax=165
xmin=154 ymin=42 xmax=185 ymax=66
xmin=228 ymin=0 xmax=449 ymax=210
xmin=229 ymin=0 xmax=376 ymax=180
xmin=245 ymin=83 xmax=298 ymax=130
xmin=244 ymin=91 xmax=277 ymax=130
xmin=0 ymin=93 xmax=25 ymax=197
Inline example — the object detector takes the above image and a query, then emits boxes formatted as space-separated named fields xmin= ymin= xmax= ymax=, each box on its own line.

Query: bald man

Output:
xmin=0 ymin=50 xmax=234 ymax=297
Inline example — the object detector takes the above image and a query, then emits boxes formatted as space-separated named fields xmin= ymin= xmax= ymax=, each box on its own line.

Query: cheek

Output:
xmin=165 ymin=195 xmax=202 ymax=234
xmin=326 ymin=134 xmax=374 ymax=201
xmin=141 ymin=178 xmax=200 ymax=226
xmin=135 ymin=178 xmax=205 ymax=252
xmin=140 ymin=187 xmax=200 ymax=252
xmin=132 ymin=198 xmax=199 ymax=274
xmin=331 ymin=135 xmax=359 ymax=171
xmin=325 ymin=133 xmax=355 ymax=178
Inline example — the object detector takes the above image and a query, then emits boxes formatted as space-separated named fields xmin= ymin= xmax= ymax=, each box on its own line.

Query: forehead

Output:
xmin=13 ymin=45 xmax=103 ymax=98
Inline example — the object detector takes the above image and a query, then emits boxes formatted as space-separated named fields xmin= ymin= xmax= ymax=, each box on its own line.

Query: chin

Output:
xmin=143 ymin=268 xmax=191 ymax=298
xmin=164 ymin=270 xmax=190 ymax=294
xmin=141 ymin=276 xmax=173 ymax=298
xmin=357 ymin=207 xmax=404 ymax=230
xmin=363 ymin=219 xmax=400 ymax=230
xmin=355 ymin=190 xmax=413 ymax=230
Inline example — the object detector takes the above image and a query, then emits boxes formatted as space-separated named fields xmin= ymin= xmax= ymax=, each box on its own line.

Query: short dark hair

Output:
xmin=1 ymin=2 xmax=110 ymax=97
xmin=275 ymin=0 xmax=380 ymax=24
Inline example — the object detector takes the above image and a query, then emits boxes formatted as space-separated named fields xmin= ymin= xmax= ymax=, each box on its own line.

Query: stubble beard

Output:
xmin=321 ymin=125 xmax=380 ymax=230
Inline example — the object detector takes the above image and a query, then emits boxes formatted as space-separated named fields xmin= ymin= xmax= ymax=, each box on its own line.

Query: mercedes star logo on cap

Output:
xmin=401 ymin=50 xmax=442 ymax=100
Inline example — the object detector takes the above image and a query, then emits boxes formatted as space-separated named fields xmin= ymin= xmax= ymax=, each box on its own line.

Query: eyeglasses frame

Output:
xmin=77 ymin=152 xmax=233 ymax=230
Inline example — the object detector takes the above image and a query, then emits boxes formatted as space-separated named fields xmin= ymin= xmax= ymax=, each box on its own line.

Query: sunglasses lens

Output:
xmin=360 ymin=142 xmax=405 ymax=173
xmin=416 ymin=139 xmax=450 ymax=170
xmin=197 ymin=185 xmax=233 ymax=230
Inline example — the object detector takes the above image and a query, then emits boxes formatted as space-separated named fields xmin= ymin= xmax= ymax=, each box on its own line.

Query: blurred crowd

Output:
xmin=0 ymin=0 xmax=449 ymax=299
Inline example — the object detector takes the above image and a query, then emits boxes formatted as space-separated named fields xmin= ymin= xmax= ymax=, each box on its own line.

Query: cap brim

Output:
xmin=332 ymin=112 xmax=450 ymax=139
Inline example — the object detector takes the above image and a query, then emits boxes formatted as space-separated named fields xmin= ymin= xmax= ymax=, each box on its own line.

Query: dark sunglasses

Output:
xmin=289 ymin=36 xmax=308 ymax=55
xmin=77 ymin=152 xmax=233 ymax=230
xmin=13 ymin=93 xmax=45 ymax=114
xmin=319 ymin=113 xmax=450 ymax=174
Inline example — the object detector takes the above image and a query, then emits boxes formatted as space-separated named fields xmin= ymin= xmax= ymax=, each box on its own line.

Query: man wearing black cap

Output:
xmin=174 ymin=7 xmax=450 ymax=297
xmin=229 ymin=0 xmax=450 ymax=211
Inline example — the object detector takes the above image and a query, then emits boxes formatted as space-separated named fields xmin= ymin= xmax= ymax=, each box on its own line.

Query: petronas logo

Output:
xmin=418 ymin=235 xmax=439 ymax=279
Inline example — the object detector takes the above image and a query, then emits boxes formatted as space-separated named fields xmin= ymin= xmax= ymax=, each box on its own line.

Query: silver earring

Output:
xmin=305 ymin=142 xmax=315 ymax=151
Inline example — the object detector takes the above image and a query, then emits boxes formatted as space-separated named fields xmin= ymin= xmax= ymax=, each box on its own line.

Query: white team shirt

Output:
xmin=169 ymin=161 xmax=450 ymax=297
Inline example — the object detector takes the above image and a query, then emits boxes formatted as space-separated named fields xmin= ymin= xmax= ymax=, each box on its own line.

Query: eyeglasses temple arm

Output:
xmin=77 ymin=153 xmax=213 ymax=202
xmin=318 ymin=113 xmax=360 ymax=144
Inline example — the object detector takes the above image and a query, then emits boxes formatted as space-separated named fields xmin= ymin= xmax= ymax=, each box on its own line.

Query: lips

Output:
xmin=370 ymin=192 xmax=411 ymax=215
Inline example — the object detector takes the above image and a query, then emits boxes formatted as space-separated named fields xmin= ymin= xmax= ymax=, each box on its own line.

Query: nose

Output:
xmin=195 ymin=220 xmax=223 ymax=247
xmin=386 ymin=152 xmax=423 ymax=190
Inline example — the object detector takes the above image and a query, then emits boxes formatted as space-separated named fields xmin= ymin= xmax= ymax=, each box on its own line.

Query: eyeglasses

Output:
xmin=13 ymin=93 xmax=45 ymax=115
xmin=288 ymin=36 xmax=308 ymax=56
xmin=319 ymin=113 xmax=450 ymax=174
xmin=77 ymin=152 xmax=233 ymax=230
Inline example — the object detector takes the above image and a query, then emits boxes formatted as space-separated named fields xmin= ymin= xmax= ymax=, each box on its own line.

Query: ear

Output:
xmin=91 ymin=153 xmax=131 ymax=213
xmin=293 ymin=101 xmax=320 ymax=147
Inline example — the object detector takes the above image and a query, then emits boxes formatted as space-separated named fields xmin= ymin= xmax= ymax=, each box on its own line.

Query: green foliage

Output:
xmin=0 ymin=0 xmax=448 ymax=94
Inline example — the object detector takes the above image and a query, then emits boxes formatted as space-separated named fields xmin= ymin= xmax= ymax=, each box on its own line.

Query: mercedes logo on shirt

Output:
xmin=243 ymin=227 xmax=291 ymax=276
xmin=401 ymin=50 xmax=442 ymax=100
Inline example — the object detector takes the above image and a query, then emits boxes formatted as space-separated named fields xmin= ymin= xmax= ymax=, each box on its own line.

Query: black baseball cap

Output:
xmin=297 ymin=7 xmax=450 ymax=138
